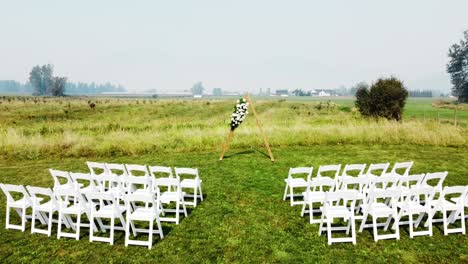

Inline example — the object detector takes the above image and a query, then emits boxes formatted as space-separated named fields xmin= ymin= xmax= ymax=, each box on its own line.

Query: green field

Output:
xmin=0 ymin=96 xmax=467 ymax=263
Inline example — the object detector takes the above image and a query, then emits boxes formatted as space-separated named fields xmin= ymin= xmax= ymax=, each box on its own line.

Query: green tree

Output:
xmin=29 ymin=64 xmax=54 ymax=95
xmin=50 ymin=77 xmax=67 ymax=96
xmin=191 ymin=82 xmax=204 ymax=95
xmin=355 ymin=77 xmax=408 ymax=121
xmin=447 ymin=30 xmax=468 ymax=103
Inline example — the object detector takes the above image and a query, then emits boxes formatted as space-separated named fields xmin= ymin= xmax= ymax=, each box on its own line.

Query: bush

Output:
xmin=355 ymin=77 xmax=408 ymax=121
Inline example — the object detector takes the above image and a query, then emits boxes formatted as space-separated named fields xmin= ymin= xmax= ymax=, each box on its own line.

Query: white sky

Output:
xmin=1 ymin=0 xmax=467 ymax=92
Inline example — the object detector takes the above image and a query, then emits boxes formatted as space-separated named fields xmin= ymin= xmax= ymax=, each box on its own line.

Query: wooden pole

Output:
xmin=245 ymin=94 xmax=275 ymax=162
xmin=219 ymin=130 xmax=234 ymax=160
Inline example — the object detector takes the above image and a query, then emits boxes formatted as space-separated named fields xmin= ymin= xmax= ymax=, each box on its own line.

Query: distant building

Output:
xmin=212 ymin=88 xmax=223 ymax=96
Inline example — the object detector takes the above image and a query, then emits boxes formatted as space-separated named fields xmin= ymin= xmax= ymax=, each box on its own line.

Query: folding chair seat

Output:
xmin=86 ymin=192 xmax=128 ymax=245
xmin=318 ymin=191 xmax=358 ymax=245
xmin=394 ymin=187 xmax=434 ymax=238
xmin=301 ymin=177 xmax=335 ymax=224
xmin=175 ymin=167 xmax=203 ymax=207
xmin=283 ymin=167 xmax=313 ymax=206
xmin=55 ymin=188 xmax=99 ymax=240
xmin=0 ymin=183 xmax=41 ymax=231
xmin=426 ymin=185 xmax=466 ymax=235
xmin=389 ymin=161 xmax=413 ymax=177
xmin=155 ymin=178 xmax=187 ymax=224
xmin=124 ymin=193 xmax=164 ymax=249
xmin=49 ymin=169 xmax=75 ymax=190
xmin=359 ymin=189 xmax=401 ymax=241
xmin=364 ymin=163 xmax=390 ymax=180
xmin=27 ymin=186 xmax=65 ymax=236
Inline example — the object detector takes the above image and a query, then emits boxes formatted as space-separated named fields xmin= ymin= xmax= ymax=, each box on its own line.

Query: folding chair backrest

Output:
xmin=398 ymin=173 xmax=424 ymax=188
xmin=87 ymin=161 xmax=108 ymax=177
xmin=49 ymin=169 xmax=74 ymax=189
xmin=124 ymin=193 xmax=158 ymax=213
xmin=403 ymin=186 xmax=434 ymax=203
xmin=317 ymin=164 xmax=341 ymax=179
xmin=26 ymin=186 xmax=54 ymax=205
xmin=288 ymin=167 xmax=313 ymax=182
xmin=154 ymin=178 xmax=181 ymax=193
xmin=341 ymin=164 xmax=366 ymax=177
xmin=148 ymin=166 xmax=173 ymax=179
xmin=175 ymin=167 xmax=199 ymax=181
xmin=126 ymin=175 xmax=152 ymax=194
xmin=369 ymin=189 xmax=401 ymax=204
xmin=442 ymin=185 xmax=467 ymax=198
xmin=365 ymin=163 xmax=390 ymax=177
xmin=324 ymin=190 xmax=357 ymax=208
xmin=0 ymin=183 xmax=31 ymax=203
xmin=69 ymin=172 xmax=95 ymax=191
xmin=54 ymin=187 xmax=82 ymax=205
xmin=341 ymin=176 xmax=369 ymax=193
xmin=97 ymin=174 xmax=124 ymax=193
xmin=370 ymin=174 xmax=397 ymax=190
xmin=309 ymin=177 xmax=335 ymax=192
xmin=390 ymin=161 xmax=413 ymax=177
xmin=86 ymin=191 xmax=117 ymax=210
xmin=126 ymin=164 xmax=150 ymax=177
xmin=421 ymin=172 xmax=447 ymax=191
xmin=105 ymin=163 xmax=128 ymax=177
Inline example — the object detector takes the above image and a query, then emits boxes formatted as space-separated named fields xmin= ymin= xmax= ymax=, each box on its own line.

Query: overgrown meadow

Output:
xmin=0 ymin=96 xmax=467 ymax=263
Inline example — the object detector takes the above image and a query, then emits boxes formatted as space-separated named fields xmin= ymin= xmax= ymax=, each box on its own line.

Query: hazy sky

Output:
xmin=1 ymin=1 xmax=468 ymax=92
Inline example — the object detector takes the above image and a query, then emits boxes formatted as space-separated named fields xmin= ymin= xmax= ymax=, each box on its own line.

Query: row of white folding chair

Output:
xmin=283 ymin=162 xmax=414 ymax=206
xmin=302 ymin=172 xmax=448 ymax=224
xmin=317 ymin=185 xmax=467 ymax=245
xmin=0 ymin=182 xmax=164 ymax=248
xmin=86 ymin=163 xmax=203 ymax=207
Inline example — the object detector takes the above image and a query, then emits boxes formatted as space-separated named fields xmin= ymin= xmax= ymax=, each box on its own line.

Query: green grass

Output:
xmin=0 ymin=96 xmax=467 ymax=263
xmin=0 ymin=145 xmax=467 ymax=263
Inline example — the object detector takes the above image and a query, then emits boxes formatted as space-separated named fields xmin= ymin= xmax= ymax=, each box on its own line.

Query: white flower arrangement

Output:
xmin=230 ymin=98 xmax=249 ymax=130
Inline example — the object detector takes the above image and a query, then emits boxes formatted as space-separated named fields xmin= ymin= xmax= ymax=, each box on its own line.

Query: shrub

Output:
xmin=355 ymin=77 xmax=408 ymax=121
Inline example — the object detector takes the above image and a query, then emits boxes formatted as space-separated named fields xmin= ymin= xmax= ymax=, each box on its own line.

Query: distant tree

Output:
xmin=212 ymin=88 xmax=222 ymax=96
xmin=350 ymin=82 xmax=368 ymax=96
xmin=447 ymin=30 xmax=468 ymax=103
xmin=355 ymin=77 xmax=408 ymax=121
xmin=191 ymin=82 xmax=205 ymax=95
xmin=50 ymin=77 xmax=67 ymax=96
xmin=292 ymin=89 xmax=305 ymax=96
xmin=29 ymin=64 xmax=54 ymax=95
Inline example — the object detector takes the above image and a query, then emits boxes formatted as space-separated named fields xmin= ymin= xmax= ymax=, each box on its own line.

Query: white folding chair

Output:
xmin=419 ymin=172 xmax=447 ymax=204
xmin=426 ymin=185 xmax=466 ymax=235
xmin=318 ymin=191 xmax=358 ymax=245
xmin=175 ymin=167 xmax=203 ymax=207
xmin=0 ymin=183 xmax=40 ymax=231
xmin=86 ymin=191 xmax=127 ymax=245
xmin=394 ymin=187 xmax=434 ymax=238
xmin=359 ymin=189 xmax=401 ymax=241
xmin=336 ymin=164 xmax=366 ymax=190
xmin=155 ymin=178 xmax=187 ymax=224
xmin=283 ymin=167 xmax=313 ymax=206
xmin=69 ymin=172 xmax=98 ymax=195
xmin=125 ymin=164 xmax=151 ymax=193
xmin=390 ymin=161 xmax=413 ymax=177
xmin=105 ymin=163 xmax=129 ymax=188
xmin=55 ymin=187 xmax=98 ymax=240
xmin=124 ymin=193 xmax=164 ymax=249
xmin=27 ymin=186 xmax=65 ymax=236
xmin=450 ymin=186 xmax=468 ymax=222
xmin=339 ymin=176 xmax=370 ymax=219
xmin=301 ymin=177 xmax=335 ymax=224
xmin=149 ymin=166 xmax=174 ymax=192
xmin=49 ymin=169 xmax=75 ymax=190
xmin=365 ymin=163 xmax=390 ymax=179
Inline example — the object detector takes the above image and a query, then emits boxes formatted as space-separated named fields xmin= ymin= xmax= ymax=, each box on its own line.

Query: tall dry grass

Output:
xmin=0 ymin=97 xmax=466 ymax=159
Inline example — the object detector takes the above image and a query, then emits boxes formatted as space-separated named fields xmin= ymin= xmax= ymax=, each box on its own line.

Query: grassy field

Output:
xmin=0 ymin=96 xmax=467 ymax=263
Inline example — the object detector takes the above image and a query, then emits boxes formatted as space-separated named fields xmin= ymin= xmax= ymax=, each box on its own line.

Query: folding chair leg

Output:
xmin=76 ymin=214 xmax=81 ymax=240
xmin=176 ymin=202 xmax=180 ymax=224
xmin=301 ymin=202 xmax=306 ymax=217
xmin=351 ymin=217 xmax=356 ymax=245
xmin=327 ymin=218 xmax=332 ymax=245
xmin=48 ymin=211 xmax=53 ymax=236
xmin=110 ymin=217 xmax=115 ymax=245
xmin=289 ymin=186 xmax=294 ymax=206
xmin=359 ymin=213 xmax=368 ymax=232
xmin=282 ymin=184 xmax=288 ymax=201
xmin=372 ymin=216 xmax=378 ymax=242
xmin=57 ymin=212 xmax=63 ymax=239
xmin=443 ymin=209 xmax=448 ymax=235
xmin=148 ymin=220 xmax=154 ymax=250
xmin=182 ymin=200 xmax=188 ymax=217
xmin=21 ymin=207 xmax=27 ymax=232
xmin=5 ymin=206 xmax=10 ymax=229
xmin=318 ymin=214 xmax=325 ymax=236
xmin=198 ymin=183 xmax=203 ymax=201
xmin=193 ymin=187 xmax=198 ymax=207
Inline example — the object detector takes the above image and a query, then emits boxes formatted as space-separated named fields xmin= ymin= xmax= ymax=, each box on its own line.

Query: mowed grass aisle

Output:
xmin=0 ymin=145 xmax=467 ymax=263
